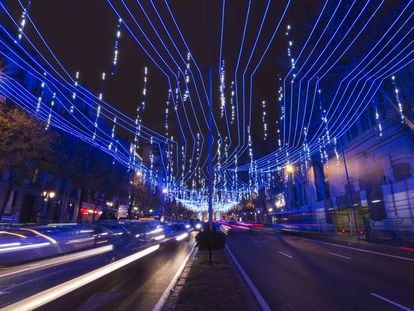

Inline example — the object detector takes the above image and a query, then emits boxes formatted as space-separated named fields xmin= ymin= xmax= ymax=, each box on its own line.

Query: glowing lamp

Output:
xmin=285 ymin=165 xmax=294 ymax=174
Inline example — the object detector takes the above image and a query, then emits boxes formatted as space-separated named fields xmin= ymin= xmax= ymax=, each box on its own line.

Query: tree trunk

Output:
xmin=60 ymin=180 xmax=72 ymax=222
xmin=1 ymin=188 xmax=15 ymax=216
xmin=128 ymin=193 xmax=134 ymax=220
xmin=73 ymin=187 xmax=82 ymax=223
xmin=1 ymin=171 xmax=15 ymax=218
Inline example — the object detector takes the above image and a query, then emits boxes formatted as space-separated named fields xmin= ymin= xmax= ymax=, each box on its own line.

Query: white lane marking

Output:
xmin=278 ymin=251 xmax=293 ymax=259
xmin=370 ymin=293 xmax=413 ymax=311
xmin=328 ymin=252 xmax=351 ymax=260
xmin=254 ymin=240 xmax=261 ymax=244
xmin=0 ymin=245 xmax=114 ymax=279
xmin=1 ymin=244 xmax=160 ymax=311
xmin=226 ymin=245 xmax=271 ymax=311
xmin=153 ymin=242 xmax=196 ymax=311
xmin=301 ymin=238 xmax=414 ymax=262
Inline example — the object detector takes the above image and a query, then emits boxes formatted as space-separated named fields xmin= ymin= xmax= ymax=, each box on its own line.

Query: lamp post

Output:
xmin=285 ymin=165 xmax=295 ymax=210
xmin=207 ymin=67 xmax=213 ymax=228
xmin=161 ymin=187 xmax=168 ymax=222
xmin=340 ymin=139 xmax=360 ymax=240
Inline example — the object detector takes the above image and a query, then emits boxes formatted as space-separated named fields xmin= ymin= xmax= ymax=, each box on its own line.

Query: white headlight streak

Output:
xmin=1 ymin=244 xmax=160 ymax=311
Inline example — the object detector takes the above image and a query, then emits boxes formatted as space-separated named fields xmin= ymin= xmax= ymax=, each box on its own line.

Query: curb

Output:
xmin=225 ymin=245 xmax=271 ymax=311
xmin=155 ymin=243 xmax=198 ymax=311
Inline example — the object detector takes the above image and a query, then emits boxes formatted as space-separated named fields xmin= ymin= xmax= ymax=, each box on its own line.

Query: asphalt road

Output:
xmin=227 ymin=230 xmax=414 ymax=311
xmin=0 ymin=235 xmax=195 ymax=310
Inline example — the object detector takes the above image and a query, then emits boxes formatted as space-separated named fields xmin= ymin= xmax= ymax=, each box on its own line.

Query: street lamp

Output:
xmin=285 ymin=164 xmax=294 ymax=174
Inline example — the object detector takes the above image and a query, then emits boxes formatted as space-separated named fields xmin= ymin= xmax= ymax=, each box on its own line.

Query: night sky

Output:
xmin=3 ymin=1 xmax=323 ymax=152
xmin=2 ymin=0 xmax=410 ymax=170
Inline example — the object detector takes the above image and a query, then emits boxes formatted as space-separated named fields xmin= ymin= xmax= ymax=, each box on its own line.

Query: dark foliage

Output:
xmin=196 ymin=226 xmax=226 ymax=251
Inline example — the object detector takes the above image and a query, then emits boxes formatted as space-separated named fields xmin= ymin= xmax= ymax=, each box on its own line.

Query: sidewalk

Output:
xmin=262 ymin=225 xmax=414 ymax=250
xmin=321 ymin=231 xmax=414 ymax=250
xmin=163 ymin=247 xmax=260 ymax=311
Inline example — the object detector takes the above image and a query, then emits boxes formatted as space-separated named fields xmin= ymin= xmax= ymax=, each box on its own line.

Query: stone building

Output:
xmin=271 ymin=69 xmax=414 ymax=239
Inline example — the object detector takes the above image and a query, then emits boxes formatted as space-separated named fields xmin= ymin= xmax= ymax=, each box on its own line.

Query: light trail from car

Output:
xmin=1 ymin=244 xmax=160 ymax=311
xmin=0 ymin=244 xmax=114 ymax=278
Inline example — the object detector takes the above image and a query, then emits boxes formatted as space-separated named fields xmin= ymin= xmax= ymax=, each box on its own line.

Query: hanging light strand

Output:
xmin=36 ymin=73 xmax=46 ymax=113
xmin=142 ymin=66 xmax=148 ymax=112
xmin=111 ymin=18 xmax=122 ymax=75
xmin=45 ymin=92 xmax=56 ymax=131
xmin=92 ymin=72 xmax=106 ymax=140
xmin=391 ymin=75 xmax=405 ymax=123
xmin=317 ymin=83 xmax=329 ymax=165
xmin=333 ymin=137 xmax=340 ymax=165
xmin=17 ymin=0 xmax=32 ymax=41
xmin=164 ymin=89 xmax=171 ymax=138
xmin=183 ymin=52 xmax=191 ymax=102
xmin=149 ymin=136 xmax=155 ymax=192
xmin=70 ymin=71 xmax=80 ymax=114
xmin=248 ymin=126 xmax=254 ymax=191
xmin=262 ymin=100 xmax=267 ymax=140
xmin=164 ymin=89 xmax=172 ymax=187
xmin=230 ymin=81 xmax=235 ymax=124
xmin=277 ymin=76 xmax=283 ymax=148
xmin=219 ymin=60 xmax=226 ymax=118
xmin=303 ymin=126 xmax=310 ymax=170
xmin=372 ymin=98 xmax=383 ymax=137
xmin=286 ymin=25 xmax=295 ymax=71
xmin=133 ymin=67 xmax=148 ymax=153
xmin=109 ymin=116 xmax=117 ymax=150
